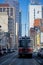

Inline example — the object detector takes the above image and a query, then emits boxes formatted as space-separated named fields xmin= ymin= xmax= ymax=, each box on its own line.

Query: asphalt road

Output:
xmin=34 ymin=57 xmax=43 ymax=65
xmin=0 ymin=51 xmax=43 ymax=65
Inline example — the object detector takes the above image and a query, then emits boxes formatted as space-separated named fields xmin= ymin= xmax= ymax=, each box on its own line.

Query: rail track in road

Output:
xmin=0 ymin=52 xmax=18 ymax=65
xmin=0 ymin=53 xmax=42 ymax=65
xmin=34 ymin=57 xmax=43 ymax=65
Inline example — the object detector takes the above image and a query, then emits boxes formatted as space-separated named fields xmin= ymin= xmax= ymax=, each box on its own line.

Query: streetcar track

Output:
xmin=34 ymin=57 xmax=43 ymax=65
xmin=0 ymin=53 xmax=17 ymax=65
xmin=0 ymin=52 xmax=16 ymax=64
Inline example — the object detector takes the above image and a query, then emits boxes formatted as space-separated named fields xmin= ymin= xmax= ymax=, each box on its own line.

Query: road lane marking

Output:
xmin=34 ymin=58 xmax=41 ymax=65
xmin=0 ymin=51 xmax=18 ymax=63
xmin=36 ymin=59 xmax=43 ymax=64
xmin=0 ymin=52 xmax=15 ymax=60
xmin=0 ymin=52 xmax=16 ymax=64
xmin=10 ymin=58 xmax=23 ymax=65
xmin=0 ymin=53 xmax=17 ymax=65
xmin=9 ymin=58 xmax=17 ymax=65
xmin=0 ymin=50 xmax=17 ymax=60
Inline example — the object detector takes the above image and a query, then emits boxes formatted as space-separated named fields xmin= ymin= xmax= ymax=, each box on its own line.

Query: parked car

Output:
xmin=0 ymin=49 xmax=4 ymax=55
xmin=38 ymin=48 xmax=43 ymax=58
xmin=11 ymin=49 xmax=15 ymax=52
xmin=18 ymin=36 xmax=33 ymax=57
xmin=7 ymin=49 xmax=11 ymax=53
xmin=32 ymin=51 xmax=38 ymax=57
xmin=3 ymin=48 xmax=7 ymax=54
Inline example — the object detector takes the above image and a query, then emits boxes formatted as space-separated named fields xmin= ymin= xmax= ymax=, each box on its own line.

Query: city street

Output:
xmin=0 ymin=51 xmax=43 ymax=65
xmin=0 ymin=0 xmax=43 ymax=65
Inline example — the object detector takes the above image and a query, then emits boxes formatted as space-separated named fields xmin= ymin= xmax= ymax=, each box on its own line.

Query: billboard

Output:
xmin=36 ymin=34 xmax=40 ymax=46
xmin=41 ymin=32 xmax=43 ymax=43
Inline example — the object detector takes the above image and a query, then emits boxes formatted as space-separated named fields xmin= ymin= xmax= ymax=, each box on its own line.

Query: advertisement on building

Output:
xmin=36 ymin=33 xmax=40 ymax=49
xmin=41 ymin=32 xmax=43 ymax=43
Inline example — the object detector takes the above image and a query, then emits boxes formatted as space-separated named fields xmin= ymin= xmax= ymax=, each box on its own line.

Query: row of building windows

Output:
xmin=0 ymin=8 xmax=13 ymax=16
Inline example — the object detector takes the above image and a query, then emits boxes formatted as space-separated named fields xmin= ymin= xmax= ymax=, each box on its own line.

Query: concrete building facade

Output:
xmin=0 ymin=4 xmax=16 ymax=49
xmin=19 ymin=11 xmax=22 ymax=37
xmin=5 ymin=0 xmax=19 ymax=33
xmin=5 ymin=0 xmax=19 ymax=49
xmin=0 ymin=12 xmax=8 ymax=32
xmin=0 ymin=11 xmax=9 ymax=49
xmin=29 ymin=5 xmax=42 ymax=29
xmin=30 ymin=19 xmax=43 ymax=51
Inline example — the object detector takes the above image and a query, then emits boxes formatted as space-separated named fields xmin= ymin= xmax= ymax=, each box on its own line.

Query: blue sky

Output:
xmin=19 ymin=0 xmax=43 ymax=36
xmin=0 ymin=0 xmax=29 ymax=36
xmin=0 ymin=0 xmax=43 ymax=36
xmin=19 ymin=0 xmax=29 ymax=36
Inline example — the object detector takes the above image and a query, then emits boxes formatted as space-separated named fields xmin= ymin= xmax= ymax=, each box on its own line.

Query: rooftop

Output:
xmin=0 ymin=4 xmax=9 ymax=7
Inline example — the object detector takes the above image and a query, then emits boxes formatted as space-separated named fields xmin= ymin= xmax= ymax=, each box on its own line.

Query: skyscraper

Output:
xmin=0 ymin=4 xmax=16 ymax=49
xmin=5 ymin=0 xmax=19 ymax=23
xmin=19 ymin=10 xmax=22 ymax=37
xmin=29 ymin=0 xmax=42 ymax=29
xmin=28 ymin=0 xmax=43 ymax=37
xmin=29 ymin=5 xmax=42 ymax=28
xmin=5 ymin=0 xmax=19 ymax=49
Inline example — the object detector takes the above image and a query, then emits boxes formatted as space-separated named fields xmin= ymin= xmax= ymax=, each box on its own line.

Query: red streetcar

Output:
xmin=18 ymin=36 xmax=33 ymax=57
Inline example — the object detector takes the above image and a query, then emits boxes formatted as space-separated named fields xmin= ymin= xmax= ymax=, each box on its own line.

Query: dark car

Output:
xmin=7 ymin=49 xmax=11 ymax=53
xmin=38 ymin=48 xmax=43 ymax=58
xmin=0 ymin=49 xmax=4 ymax=55
xmin=3 ymin=48 xmax=7 ymax=54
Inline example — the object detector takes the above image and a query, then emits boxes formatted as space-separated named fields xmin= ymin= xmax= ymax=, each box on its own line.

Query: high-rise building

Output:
xmin=29 ymin=0 xmax=42 ymax=28
xmin=19 ymin=11 xmax=22 ymax=37
xmin=29 ymin=5 xmax=42 ymax=28
xmin=0 ymin=12 xmax=8 ymax=32
xmin=0 ymin=4 xmax=16 ymax=49
xmin=5 ymin=0 xmax=19 ymax=24
xmin=5 ymin=0 xmax=19 ymax=49
xmin=0 ymin=11 xmax=9 ymax=49
xmin=28 ymin=0 xmax=43 ymax=36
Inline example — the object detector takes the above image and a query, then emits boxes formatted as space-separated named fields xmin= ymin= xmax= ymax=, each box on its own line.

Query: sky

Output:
xmin=19 ymin=0 xmax=29 ymax=36
xmin=0 ymin=0 xmax=43 ymax=36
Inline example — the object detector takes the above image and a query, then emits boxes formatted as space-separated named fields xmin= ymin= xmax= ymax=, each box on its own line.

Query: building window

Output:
xmin=0 ymin=8 xmax=2 ymax=12
xmin=10 ymin=8 xmax=13 ymax=16
xmin=7 ymin=8 xmax=9 ymax=16
xmin=3 ymin=8 xmax=6 ymax=12
xmin=0 ymin=25 xmax=1 ymax=28
xmin=42 ymin=7 xmax=43 ymax=18
xmin=41 ymin=21 xmax=43 ymax=26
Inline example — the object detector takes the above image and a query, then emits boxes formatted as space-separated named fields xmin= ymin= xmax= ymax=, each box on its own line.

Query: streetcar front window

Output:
xmin=19 ymin=40 xmax=26 ymax=47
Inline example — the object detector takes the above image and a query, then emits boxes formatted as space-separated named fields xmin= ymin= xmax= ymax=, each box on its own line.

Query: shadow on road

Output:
xmin=18 ymin=55 xmax=33 ymax=59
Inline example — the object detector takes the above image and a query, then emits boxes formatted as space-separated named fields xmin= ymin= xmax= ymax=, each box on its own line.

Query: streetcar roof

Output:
xmin=19 ymin=37 xmax=30 ymax=40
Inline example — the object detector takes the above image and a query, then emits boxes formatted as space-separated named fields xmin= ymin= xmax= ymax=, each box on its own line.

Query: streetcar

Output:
xmin=18 ymin=36 xmax=33 ymax=57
